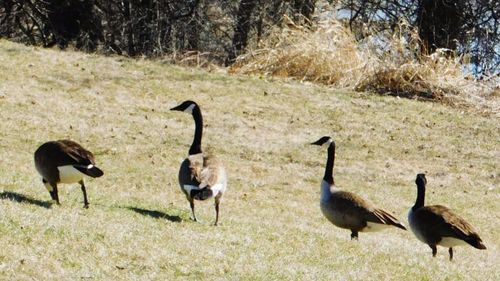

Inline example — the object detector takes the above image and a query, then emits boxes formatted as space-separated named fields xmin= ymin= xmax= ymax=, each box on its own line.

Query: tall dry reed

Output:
xmin=230 ymin=17 xmax=499 ymax=115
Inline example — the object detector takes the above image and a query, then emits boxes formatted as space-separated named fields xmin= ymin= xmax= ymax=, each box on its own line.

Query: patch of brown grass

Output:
xmin=0 ymin=39 xmax=498 ymax=280
xmin=160 ymin=51 xmax=225 ymax=72
xmin=230 ymin=17 xmax=499 ymax=115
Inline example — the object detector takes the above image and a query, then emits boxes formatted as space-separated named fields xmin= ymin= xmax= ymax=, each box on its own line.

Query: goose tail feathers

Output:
xmin=373 ymin=208 xmax=407 ymax=230
xmin=74 ymin=165 xmax=104 ymax=178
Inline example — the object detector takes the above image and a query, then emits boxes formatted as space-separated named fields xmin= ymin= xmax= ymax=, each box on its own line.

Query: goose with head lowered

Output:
xmin=311 ymin=136 xmax=406 ymax=240
xmin=171 ymin=100 xmax=227 ymax=226
xmin=34 ymin=140 xmax=104 ymax=208
xmin=408 ymin=174 xmax=486 ymax=260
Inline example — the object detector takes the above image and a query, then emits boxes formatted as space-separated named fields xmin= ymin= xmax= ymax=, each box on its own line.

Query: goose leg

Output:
xmin=214 ymin=195 xmax=221 ymax=226
xmin=49 ymin=182 xmax=60 ymax=205
xmin=189 ymin=199 xmax=197 ymax=222
xmin=430 ymin=245 xmax=437 ymax=257
xmin=448 ymin=248 xmax=453 ymax=261
xmin=43 ymin=179 xmax=58 ymax=205
xmin=79 ymin=180 xmax=89 ymax=209
xmin=350 ymin=231 xmax=358 ymax=241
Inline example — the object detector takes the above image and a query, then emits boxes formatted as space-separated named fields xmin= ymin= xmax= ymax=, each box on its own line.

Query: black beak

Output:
xmin=311 ymin=136 xmax=332 ymax=146
xmin=170 ymin=104 xmax=183 ymax=111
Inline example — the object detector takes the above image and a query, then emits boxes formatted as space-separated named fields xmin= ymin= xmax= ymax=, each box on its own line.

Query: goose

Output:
xmin=170 ymin=100 xmax=227 ymax=226
xmin=408 ymin=174 xmax=486 ymax=260
xmin=34 ymin=140 xmax=104 ymax=208
xmin=311 ymin=136 xmax=406 ymax=240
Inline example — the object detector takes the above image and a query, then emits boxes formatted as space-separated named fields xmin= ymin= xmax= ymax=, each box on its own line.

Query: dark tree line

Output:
xmin=0 ymin=0 xmax=316 ymax=64
xmin=1 ymin=1 xmax=497 ymax=74
xmin=336 ymin=0 xmax=499 ymax=75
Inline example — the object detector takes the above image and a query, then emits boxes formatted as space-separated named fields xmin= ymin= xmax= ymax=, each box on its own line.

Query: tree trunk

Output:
xmin=292 ymin=0 xmax=316 ymax=21
xmin=416 ymin=0 xmax=465 ymax=54
xmin=226 ymin=0 xmax=259 ymax=65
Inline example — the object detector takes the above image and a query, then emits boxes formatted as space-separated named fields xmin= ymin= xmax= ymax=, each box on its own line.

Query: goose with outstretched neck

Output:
xmin=311 ymin=136 xmax=406 ymax=240
xmin=171 ymin=100 xmax=227 ymax=226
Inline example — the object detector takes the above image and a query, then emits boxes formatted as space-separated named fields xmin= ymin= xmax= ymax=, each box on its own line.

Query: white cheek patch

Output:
xmin=87 ymin=164 xmax=94 ymax=169
xmin=322 ymin=138 xmax=333 ymax=147
xmin=184 ymin=104 xmax=196 ymax=114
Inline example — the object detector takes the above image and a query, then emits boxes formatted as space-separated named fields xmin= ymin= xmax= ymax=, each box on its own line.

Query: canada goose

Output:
xmin=408 ymin=174 xmax=486 ymax=260
xmin=171 ymin=100 xmax=227 ymax=226
xmin=311 ymin=136 xmax=406 ymax=240
xmin=34 ymin=140 xmax=104 ymax=208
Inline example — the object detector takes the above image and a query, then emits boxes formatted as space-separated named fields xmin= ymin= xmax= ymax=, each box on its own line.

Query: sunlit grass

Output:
xmin=0 ymin=40 xmax=498 ymax=280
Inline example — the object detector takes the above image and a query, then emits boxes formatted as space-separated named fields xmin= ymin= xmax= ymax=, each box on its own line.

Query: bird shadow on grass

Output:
xmin=124 ymin=206 xmax=182 ymax=222
xmin=0 ymin=191 xmax=52 ymax=209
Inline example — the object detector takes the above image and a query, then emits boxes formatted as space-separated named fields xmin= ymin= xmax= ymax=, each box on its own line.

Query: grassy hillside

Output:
xmin=0 ymin=40 xmax=498 ymax=280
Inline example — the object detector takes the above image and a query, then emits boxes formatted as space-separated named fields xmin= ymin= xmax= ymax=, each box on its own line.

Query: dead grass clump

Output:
xmin=161 ymin=51 xmax=225 ymax=72
xmin=230 ymin=17 xmax=499 ymax=115
xmin=230 ymin=17 xmax=369 ymax=87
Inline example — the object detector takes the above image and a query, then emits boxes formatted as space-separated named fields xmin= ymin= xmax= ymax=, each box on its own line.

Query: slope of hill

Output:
xmin=0 ymin=40 xmax=498 ymax=280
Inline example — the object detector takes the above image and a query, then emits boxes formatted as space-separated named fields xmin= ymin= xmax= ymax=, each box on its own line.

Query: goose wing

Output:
xmin=58 ymin=140 xmax=103 ymax=177
xmin=58 ymin=140 xmax=96 ymax=166
xmin=327 ymin=191 xmax=405 ymax=229
xmin=325 ymin=191 xmax=377 ymax=225
xmin=188 ymin=153 xmax=221 ymax=188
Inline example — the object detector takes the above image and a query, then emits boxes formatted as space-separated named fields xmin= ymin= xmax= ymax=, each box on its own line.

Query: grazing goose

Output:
xmin=34 ymin=140 xmax=104 ymax=208
xmin=408 ymin=174 xmax=486 ymax=260
xmin=171 ymin=100 xmax=227 ymax=226
xmin=311 ymin=136 xmax=406 ymax=240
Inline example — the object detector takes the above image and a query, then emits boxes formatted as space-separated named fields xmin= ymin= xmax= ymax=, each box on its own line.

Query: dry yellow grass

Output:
xmin=230 ymin=18 xmax=499 ymax=115
xmin=0 ymin=39 xmax=499 ymax=280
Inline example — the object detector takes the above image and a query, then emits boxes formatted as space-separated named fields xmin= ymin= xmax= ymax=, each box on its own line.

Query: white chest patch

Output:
xmin=320 ymin=180 xmax=332 ymax=203
xmin=57 ymin=165 xmax=85 ymax=183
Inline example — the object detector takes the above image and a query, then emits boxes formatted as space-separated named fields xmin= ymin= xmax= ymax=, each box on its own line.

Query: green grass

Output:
xmin=0 ymin=39 xmax=498 ymax=280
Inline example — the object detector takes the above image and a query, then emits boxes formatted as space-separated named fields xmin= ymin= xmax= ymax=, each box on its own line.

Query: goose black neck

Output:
xmin=188 ymin=106 xmax=203 ymax=155
xmin=412 ymin=181 xmax=426 ymax=211
xmin=323 ymin=143 xmax=335 ymax=184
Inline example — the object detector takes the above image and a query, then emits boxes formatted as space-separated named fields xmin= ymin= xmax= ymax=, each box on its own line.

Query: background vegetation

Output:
xmin=1 ymin=1 xmax=498 ymax=115
xmin=1 ymin=1 xmax=498 ymax=75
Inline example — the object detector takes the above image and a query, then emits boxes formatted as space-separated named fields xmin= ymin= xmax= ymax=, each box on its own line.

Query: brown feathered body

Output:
xmin=34 ymin=139 xmax=103 ymax=207
xmin=321 ymin=180 xmax=406 ymax=233
xmin=408 ymin=205 xmax=486 ymax=249
xmin=408 ymin=173 xmax=486 ymax=260
xmin=34 ymin=140 xmax=103 ymax=184
xmin=178 ymin=152 xmax=227 ymax=200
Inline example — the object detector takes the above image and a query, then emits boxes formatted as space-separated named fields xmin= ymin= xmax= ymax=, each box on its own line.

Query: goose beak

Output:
xmin=311 ymin=137 xmax=330 ymax=146
xmin=170 ymin=105 xmax=183 ymax=111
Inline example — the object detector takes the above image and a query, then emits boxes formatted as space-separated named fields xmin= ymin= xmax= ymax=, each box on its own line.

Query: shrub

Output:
xmin=230 ymin=17 xmax=499 ymax=114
